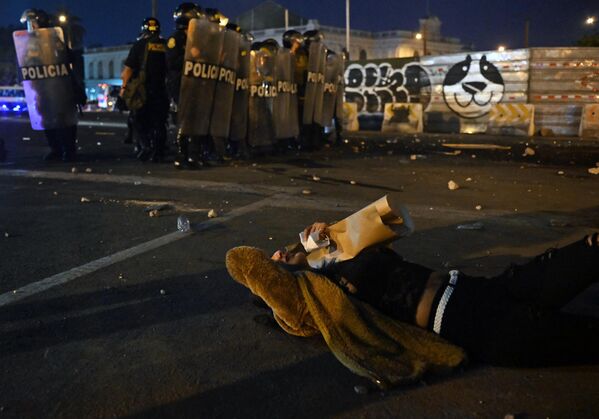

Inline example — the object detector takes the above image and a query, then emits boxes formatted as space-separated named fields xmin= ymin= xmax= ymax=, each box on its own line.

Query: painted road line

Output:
xmin=0 ymin=169 xmax=296 ymax=196
xmin=0 ymin=116 xmax=128 ymax=129
xmin=0 ymin=196 xmax=276 ymax=308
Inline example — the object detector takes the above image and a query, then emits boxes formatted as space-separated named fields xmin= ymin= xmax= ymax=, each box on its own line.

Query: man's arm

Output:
xmin=119 ymin=65 xmax=134 ymax=97
xmin=302 ymin=222 xmax=328 ymax=242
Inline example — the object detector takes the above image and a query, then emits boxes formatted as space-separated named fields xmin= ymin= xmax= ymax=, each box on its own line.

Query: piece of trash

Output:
xmin=97 ymin=142 xmax=102 ymax=146
xmin=149 ymin=209 xmax=161 ymax=217
xmin=539 ymin=127 xmax=554 ymax=137
xmin=471 ymin=154 xmax=477 ymax=159
xmin=312 ymin=175 xmax=320 ymax=181
xmin=588 ymin=167 xmax=599 ymax=175
xmin=465 ymin=177 xmax=472 ymax=182
xmin=85 ymin=168 xmax=92 ymax=173
xmin=177 ymin=215 xmax=191 ymax=233
xmin=268 ymin=236 xmax=273 ymax=240
xmin=523 ymin=147 xmax=535 ymax=157
xmin=134 ymin=181 xmax=142 ymax=186
xmin=160 ymin=289 xmax=166 ymax=295
xmin=456 ymin=222 xmax=484 ymax=230
xmin=557 ymin=171 xmax=564 ymax=175
xmin=144 ymin=203 xmax=170 ymax=213
xmin=80 ymin=197 xmax=91 ymax=203
xmin=38 ymin=181 xmax=43 ymax=185
xmin=475 ymin=205 xmax=482 ymax=211
xmin=22 ymin=137 xmax=31 ymax=141
xmin=448 ymin=180 xmax=460 ymax=190
xmin=302 ymin=189 xmax=312 ymax=195
xmin=410 ymin=154 xmax=417 ymax=160
xmin=4 ymin=232 xmax=9 ymax=238
xmin=443 ymin=150 xmax=462 ymax=156
xmin=207 ymin=209 xmax=218 ymax=218
xmin=549 ymin=219 xmax=572 ymax=227
xmin=353 ymin=385 xmax=369 ymax=395
xmin=53 ymin=191 xmax=58 ymax=196
xmin=350 ymin=180 xmax=357 ymax=185
xmin=71 ymin=167 xmax=78 ymax=173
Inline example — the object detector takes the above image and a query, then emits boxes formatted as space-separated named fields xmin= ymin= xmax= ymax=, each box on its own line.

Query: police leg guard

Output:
xmin=151 ymin=123 xmax=167 ymax=163
xmin=61 ymin=125 xmax=78 ymax=162
xmin=174 ymin=130 xmax=191 ymax=169
xmin=187 ymin=136 xmax=204 ymax=169
xmin=43 ymin=129 xmax=62 ymax=161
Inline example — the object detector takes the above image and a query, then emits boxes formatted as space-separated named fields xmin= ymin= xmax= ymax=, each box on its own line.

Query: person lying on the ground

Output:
xmin=226 ymin=224 xmax=599 ymax=387
xmin=273 ymin=223 xmax=599 ymax=368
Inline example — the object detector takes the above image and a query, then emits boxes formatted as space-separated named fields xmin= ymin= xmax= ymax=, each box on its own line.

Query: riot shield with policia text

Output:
xmin=209 ymin=27 xmax=240 ymax=139
xmin=302 ymin=41 xmax=325 ymax=126
xmin=273 ymin=48 xmax=299 ymax=139
xmin=177 ymin=17 xmax=224 ymax=137
xmin=229 ymin=36 xmax=251 ymax=142
xmin=13 ymin=27 xmax=77 ymax=130
xmin=317 ymin=51 xmax=344 ymax=127
xmin=247 ymin=46 xmax=277 ymax=148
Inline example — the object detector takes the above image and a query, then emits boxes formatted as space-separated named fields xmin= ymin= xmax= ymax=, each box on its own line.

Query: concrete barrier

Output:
xmin=579 ymin=104 xmax=599 ymax=139
xmin=487 ymin=103 xmax=535 ymax=136
xmin=381 ymin=103 xmax=423 ymax=133
xmin=342 ymin=102 xmax=359 ymax=132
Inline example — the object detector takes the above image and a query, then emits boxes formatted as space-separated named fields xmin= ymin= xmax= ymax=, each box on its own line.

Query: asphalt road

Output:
xmin=1 ymin=113 xmax=599 ymax=418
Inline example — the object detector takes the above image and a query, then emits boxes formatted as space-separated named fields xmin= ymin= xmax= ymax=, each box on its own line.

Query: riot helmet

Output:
xmin=205 ymin=8 xmax=228 ymax=26
xmin=303 ymin=30 xmax=324 ymax=47
xmin=173 ymin=3 xmax=202 ymax=30
xmin=141 ymin=17 xmax=161 ymax=35
xmin=225 ymin=22 xmax=241 ymax=33
xmin=250 ymin=41 xmax=262 ymax=51
xmin=20 ymin=8 xmax=51 ymax=31
xmin=282 ymin=30 xmax=303 ymax=49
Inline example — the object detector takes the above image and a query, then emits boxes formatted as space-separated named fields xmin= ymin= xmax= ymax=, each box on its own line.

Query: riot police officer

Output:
xmin=121 ymin=17 xmax=169 ymax=162
xmin=166 ymin=3 xmax=203 ymax=169
xmin=19 ymin=9 xmax=79 ymax=162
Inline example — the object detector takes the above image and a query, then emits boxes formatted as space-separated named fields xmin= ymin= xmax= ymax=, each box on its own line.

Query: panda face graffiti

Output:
xmin=442 ymin=54 xmax=505 ymax=119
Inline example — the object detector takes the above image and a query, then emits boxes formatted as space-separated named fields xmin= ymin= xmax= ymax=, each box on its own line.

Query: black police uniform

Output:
xmin=124 ymin=33 xmax=169 ymax=161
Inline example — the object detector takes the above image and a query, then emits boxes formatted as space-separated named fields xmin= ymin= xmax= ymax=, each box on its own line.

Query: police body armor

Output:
xmin=316 ymin=52 xmax=344 ymax=127
xmin=177 ymin=17 xmax=224 ymax=137
xmin=209 ymin=28 xmax=240 ymax=139
xmin=229 ymin=37 xmax=251 ymax=142
xmin=273 ymin=48 xmax=299 ymax=139
xmin=302 ymin=41 xmax=326 ymax=126
xmin=247 ymin=48 xmax=277 ymax=147
xmin=13 ymin=27 xmax=77 ymax=130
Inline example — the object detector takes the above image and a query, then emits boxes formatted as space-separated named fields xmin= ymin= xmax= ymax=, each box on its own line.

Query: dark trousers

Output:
xmin=44 ymin=125 xmax=77 ymax=155
xmin=438 ymin=236 xmax=599 ymax=366
xmin=133 ymin=94 xmax=168 ymax=160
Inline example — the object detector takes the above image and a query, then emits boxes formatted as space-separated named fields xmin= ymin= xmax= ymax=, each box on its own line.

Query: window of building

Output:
xmin=108 ymin=60 xmax=114 ymax=79
xmin=97 ymin=61 xmax=104 ymax=79
xmin=359 ymin=49 xmax=367 ymax=60
xmin=88 ymin=62 xmax=94 ymax=79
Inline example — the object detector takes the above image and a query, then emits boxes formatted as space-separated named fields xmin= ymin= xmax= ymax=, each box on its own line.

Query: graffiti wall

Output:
xmin=343 ymin=58 xmax=431 ymax=130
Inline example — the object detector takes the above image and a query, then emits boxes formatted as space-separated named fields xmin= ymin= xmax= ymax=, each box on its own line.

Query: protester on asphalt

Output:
xmin=244 ymin=221 xmax=599 ymax=367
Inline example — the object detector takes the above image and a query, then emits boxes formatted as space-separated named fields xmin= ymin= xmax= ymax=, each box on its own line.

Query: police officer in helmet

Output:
xmin=166 ymin=3 xmax=203 ymax=169
xmin=20 ymin=8 xmax=79 ymax=161
xmin=121 ymin=17 xmax=169 ymax=162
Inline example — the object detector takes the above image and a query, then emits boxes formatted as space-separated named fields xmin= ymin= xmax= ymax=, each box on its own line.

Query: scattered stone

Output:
xmin=456 ymin=222 xmax=484 ymax=230
xmin=549 ymin=219 xmax=572 ymax=227
xmin=353 ymin=385 xmax=369 ymax=395
xmin=302 ymin=189 xmax=312 ymax=195
xmin=85 ymin=168 xmax=92 ymax=173
xmin=160 ymin=289 xmax=166 ymax=295
xmin=148 ymin=209 xmax=160 ymax=217
xmin=71 ymin=167 xmax=78 ymax=173
xmin=350 ymin=180 xmax=357 ymax=185
xmin=108 ymin=169 xmax=113 ymax=174
xmin=268 ymin=237 xmax=273 ymax=240
xmin=588 ymin=167 xmax=599 ymax=175
xmin=475 ymin=205 xmax=482 ymax=211
xmin=523 ymin=147 xmax=535 ymax=157
xmin=557 ymin=170 xmax=564 ymax=175
xmin=146 ymin=171 xmax=151 ymax=175
xmin=312 ymin=175 xmax=321 ymax=181
xmin=465 ymin=177 xmax=472 ymax=182
xmin=22 ymin=137 xmax=31 ymax=141
xmin=53 ymin=191 xmax=58 ymax=196
xmin=97 ymin=142 xmax=102 ymax=146
xmin=118 ymin=273 xmax=124 ymax=280
xmin=471 ymin=154 xmax=477 ymax=159
xmin=448 ymin=180 xmax=460 ymax=190
xmin=80 ymin=197 xmax=91 ymax=203
xmin=4 ymin=232 xmax=9 ymax=238
xmin=410 ymin=154 xmax=417 ymax=161
xmin=207 ymin=209 xmax=218 ymax=218
xmin=38 ymin=181 xmax=43 ymax=185
xmin=134 ymin=181 xmax=142 ymax=186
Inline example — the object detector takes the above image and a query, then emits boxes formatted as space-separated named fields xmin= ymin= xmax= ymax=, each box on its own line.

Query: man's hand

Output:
xmin=302 ymin=222 xmax=328 ymax=241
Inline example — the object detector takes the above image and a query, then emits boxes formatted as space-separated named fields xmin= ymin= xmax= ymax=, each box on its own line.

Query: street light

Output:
xmin=415 ymin=32 xmax=423 ymax=40
xmin=58 ymin=14 xmax=67 ymax=23
xmin=585 ymin=16 xmax=596 ymax=26
xmin=497 ymin=45 xmax=506 ymax=52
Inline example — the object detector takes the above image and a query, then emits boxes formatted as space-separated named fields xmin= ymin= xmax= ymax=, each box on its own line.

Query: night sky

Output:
xmin=1 ymin=0 xmax=597 ymax=51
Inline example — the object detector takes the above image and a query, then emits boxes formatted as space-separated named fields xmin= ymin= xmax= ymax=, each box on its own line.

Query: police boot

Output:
xmin=61 ymin=126 xmax=78 ymax=162
xmin=43 ymin=129 xmax=61 ymax=161
xmin=175 ymin=133 xmax=192 ymax=169
xmin=187 ymin=136 xmax=206 ymax=169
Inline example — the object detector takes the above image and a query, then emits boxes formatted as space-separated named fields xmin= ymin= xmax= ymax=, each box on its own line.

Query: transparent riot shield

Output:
xmin=229 ymin=38 xmax=251 ymax=142
xmin=335 ymin=67 xmax=345 ymax=120
xmin=273 ymin=48 xmax=299 ymax=139
xmin=317 ymin=53 xmax=344 ymax=127
xmin=247 ymin=49 xmax=277 ymax=148
xmin=178 ymin=18 xmax=224 ymax=137
xmin=209 ymin=28 xmax=240 ymax=139
xmin=302 ymin=41 xmax=325 ymax=126
xmin=13 ymin=28 xmax=77 ymax=130
xmin=288 ymin=54 xmax=300 ymax=138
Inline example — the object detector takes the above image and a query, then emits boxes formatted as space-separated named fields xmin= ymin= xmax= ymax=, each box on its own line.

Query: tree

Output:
xmin=577 ymin=33 xmax=599 ymax=47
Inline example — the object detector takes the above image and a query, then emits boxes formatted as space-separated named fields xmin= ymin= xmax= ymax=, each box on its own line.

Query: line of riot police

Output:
xmin=13 ymin=4 xmax=346 ymax=167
